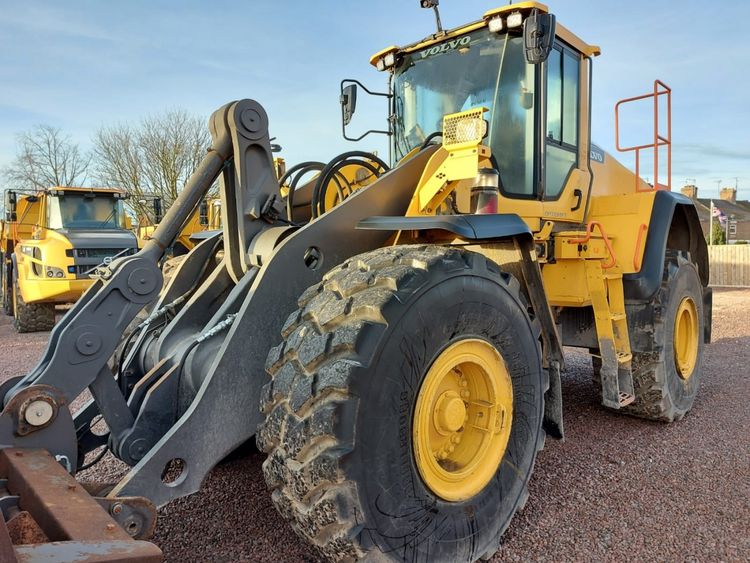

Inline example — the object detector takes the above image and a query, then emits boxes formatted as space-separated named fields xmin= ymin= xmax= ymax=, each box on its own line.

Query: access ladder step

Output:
xmin=617 ymin=352 xmax=633 ymax=364
xmin=618 ymin=392 xmax=635 ymax=407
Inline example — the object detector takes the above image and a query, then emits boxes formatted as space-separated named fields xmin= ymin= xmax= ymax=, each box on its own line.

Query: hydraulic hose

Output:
xmin=311 ymin=151 xmax=390 ymax=218
xmin=279 ymin=161 xmax=326 ymax=222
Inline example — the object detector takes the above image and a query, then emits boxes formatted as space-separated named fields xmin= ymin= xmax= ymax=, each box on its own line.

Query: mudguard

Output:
xmin=357 ymin=213 xmax=532 ymax=240
xmin=624 ymin=191 xmax=709 ymax=301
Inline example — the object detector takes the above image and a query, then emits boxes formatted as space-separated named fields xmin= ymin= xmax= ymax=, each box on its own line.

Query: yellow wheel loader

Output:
xmin=0 ymin=3 xmax=710 ymax=562
xmin=0 ymin=186 xmax=138 ymax=333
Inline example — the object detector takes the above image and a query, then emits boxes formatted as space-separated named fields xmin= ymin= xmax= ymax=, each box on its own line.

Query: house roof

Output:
xmin=695 ymin=198 xmax=750 ymax=222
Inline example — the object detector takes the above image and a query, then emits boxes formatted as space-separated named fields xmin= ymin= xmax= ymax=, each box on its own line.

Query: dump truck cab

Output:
xmin=1 ymin=186 xmax=138 ymax=331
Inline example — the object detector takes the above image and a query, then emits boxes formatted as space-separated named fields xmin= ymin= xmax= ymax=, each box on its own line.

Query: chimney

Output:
xmin=720 ymin=187 xmax=737 ymax=204
xmin=681 ymin=184 xmax=698 ymax=199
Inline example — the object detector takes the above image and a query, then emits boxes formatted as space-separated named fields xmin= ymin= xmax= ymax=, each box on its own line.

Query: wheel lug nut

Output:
xmin=461 ymin=390 xmax=470 ymax=398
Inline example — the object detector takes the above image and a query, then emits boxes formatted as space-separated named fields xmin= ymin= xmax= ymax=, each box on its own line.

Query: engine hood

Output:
xmin=56 ymin=228 xmax=138 ymax=249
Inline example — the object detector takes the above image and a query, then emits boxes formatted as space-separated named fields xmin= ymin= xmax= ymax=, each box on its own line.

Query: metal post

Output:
xmin=709 ymin=200 xmax=713 ymax=246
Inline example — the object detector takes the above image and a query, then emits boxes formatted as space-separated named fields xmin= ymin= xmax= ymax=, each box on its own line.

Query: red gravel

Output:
xmin=1 ymin=289 xmax=748 ymax=562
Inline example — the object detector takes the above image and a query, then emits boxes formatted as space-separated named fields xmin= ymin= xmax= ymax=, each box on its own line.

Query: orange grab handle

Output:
xmin=567 ymin=221 xmax=618 ymax=269
xmin=633 ymin=223 xmax=648 ymax=271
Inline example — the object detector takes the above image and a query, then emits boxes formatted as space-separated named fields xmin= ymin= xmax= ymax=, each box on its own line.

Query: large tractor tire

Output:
xmin=625 ymin=251 xmax=704 ymax=421
xmin=594 ymin=251 xmax=704 ymax=421
xmin=12 ymin=281 xmax=55 ymax=333
xmin=257 ymin=245 xmax=546 ymax=562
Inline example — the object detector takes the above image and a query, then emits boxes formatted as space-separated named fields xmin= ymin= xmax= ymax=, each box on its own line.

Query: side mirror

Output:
xmin=523 ymin=10 xmax=556 ymax=64
xmin=340 ymin=83 xmax=358 ymax=126
xmin=5 ymin=191 xmax=17 ymax=221
xmin=199 ymin=200 xmax=209 ymax=226
xmin=153 ymin=197 xmax=163 ymax=223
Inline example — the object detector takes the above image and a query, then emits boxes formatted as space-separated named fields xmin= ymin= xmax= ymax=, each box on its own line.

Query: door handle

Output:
xmin=571 ymin=189 xmax=583 ymax=211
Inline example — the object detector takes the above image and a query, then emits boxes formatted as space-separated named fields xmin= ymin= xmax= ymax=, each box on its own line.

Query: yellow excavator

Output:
xmin=0 ymin=3 xmax=709 ymax=562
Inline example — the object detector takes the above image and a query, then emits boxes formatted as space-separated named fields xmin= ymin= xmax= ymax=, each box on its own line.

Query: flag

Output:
xmin=712 ymin=203 xmax=727 ymax=226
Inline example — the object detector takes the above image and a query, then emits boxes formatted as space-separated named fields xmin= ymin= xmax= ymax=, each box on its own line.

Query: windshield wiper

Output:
xmin=97 ymin=208 xmax=117 ymax=228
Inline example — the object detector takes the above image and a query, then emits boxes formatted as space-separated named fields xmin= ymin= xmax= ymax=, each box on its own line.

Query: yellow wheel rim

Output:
xmin=413 ymin=339 xmax=513 ymax=502
xmin=674 ymin=297 xmax=699 ymax=380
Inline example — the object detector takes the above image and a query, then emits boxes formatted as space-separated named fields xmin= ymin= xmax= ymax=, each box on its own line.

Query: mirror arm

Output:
xmin=340 ymin=79 xmax=392 ymax=99
xmin=340 ymin=78 xmax=393 ymax=142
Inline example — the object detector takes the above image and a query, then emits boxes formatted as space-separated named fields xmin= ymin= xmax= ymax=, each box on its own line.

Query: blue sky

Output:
xmin=1 ymin=0 xmax=748 ymax=199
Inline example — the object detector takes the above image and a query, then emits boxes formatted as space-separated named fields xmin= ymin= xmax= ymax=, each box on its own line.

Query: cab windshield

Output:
xmin=47 ymin=193 xmax=127 ymax=230
xmin=394 ymin=29 xmax=536 ymax=196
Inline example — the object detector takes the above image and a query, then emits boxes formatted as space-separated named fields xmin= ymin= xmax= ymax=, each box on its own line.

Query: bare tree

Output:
xmin=92 ymin=109 xmax=211 ymax=225
xmin=3 ymin=125 xmax=90 ymax=190
xmin=92 ymin=123 xmax=150 ymax=221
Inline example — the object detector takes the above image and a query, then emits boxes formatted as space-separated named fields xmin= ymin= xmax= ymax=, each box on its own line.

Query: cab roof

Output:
xmin=370 ymin=2 xmax=600 ymax=67
xmin=46 ymin=186 xmax=128 ymax=195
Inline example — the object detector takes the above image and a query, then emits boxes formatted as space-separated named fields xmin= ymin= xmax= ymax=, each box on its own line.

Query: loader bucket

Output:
xmin=0 ymin=448 xmax=162 ymax=562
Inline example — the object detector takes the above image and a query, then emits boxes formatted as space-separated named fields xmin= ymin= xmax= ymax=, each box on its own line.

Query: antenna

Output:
xmin=716 ymin=179 xmax=722 ymax=195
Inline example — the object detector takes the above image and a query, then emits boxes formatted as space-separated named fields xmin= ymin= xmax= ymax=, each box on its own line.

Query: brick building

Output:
xmin=680 ymin=185 xmax=750 ymax=242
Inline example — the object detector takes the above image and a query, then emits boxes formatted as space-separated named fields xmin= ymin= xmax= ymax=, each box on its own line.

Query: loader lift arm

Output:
xmin=0 ymin=100 xmax=282 ymax=556
xmin=0 ymin=99 xmax=435 ymax=559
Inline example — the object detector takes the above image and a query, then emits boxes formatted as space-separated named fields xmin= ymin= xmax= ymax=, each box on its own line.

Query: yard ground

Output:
xmin=1 ymin=289 xmax=748 ymax=562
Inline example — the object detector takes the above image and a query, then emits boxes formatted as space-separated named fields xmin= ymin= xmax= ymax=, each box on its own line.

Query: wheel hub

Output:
xmin=434 ymin=391 xmax=466 ymax=435
xmin=413 ymin=338 xmax=513 ymax=502
xmin=674 ymin=296 xmax=699 ymax=380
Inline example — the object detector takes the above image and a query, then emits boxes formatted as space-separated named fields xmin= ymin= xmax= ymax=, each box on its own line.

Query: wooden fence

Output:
xmin=708 ymin=245 xmax=750 ymax=287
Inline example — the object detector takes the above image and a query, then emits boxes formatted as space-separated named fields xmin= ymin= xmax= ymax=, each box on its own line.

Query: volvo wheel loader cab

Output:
xmin=1 ymin=186 xmax=138 ymax=332
xmin=0 ymin=3 xmax=709 ymax=562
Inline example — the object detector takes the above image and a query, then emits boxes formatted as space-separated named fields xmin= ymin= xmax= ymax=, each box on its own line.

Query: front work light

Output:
xmin=506 ymin=12 xmax=523 ymax=28
xmin=488 ymin=16 xmax=504 ymax=33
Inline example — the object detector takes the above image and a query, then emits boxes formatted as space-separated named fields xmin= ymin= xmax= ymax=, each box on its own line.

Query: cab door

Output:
xmin=542 ymin=44 xmax=591 ymax=224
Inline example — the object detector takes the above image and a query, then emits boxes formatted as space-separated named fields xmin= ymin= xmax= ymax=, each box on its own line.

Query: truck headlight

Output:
xmin=45 ymin=266 xmax=65 ymax=278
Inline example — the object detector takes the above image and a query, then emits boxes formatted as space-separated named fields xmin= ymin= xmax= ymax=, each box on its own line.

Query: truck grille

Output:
xmin=66 ymin=248 xmax=138 ymax=278
xmin=66 ymin=248 xmax=137 ymax=259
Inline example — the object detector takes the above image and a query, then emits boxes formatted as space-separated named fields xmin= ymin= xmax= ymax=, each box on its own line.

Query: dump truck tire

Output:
xmin=622 ymin=251 xmax=704 ymax=421
xmin=13 ymin=281 xmax=55 ymax=333
xmin=1 ymin=255 xmax=12 ymax=316
xmin=257 ymin=245 xmax=546 ymax=562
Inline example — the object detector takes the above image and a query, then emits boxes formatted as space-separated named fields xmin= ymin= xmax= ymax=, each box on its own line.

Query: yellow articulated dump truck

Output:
xmin=1 ymin=186 xmax=138 ymax=332
xmin=136 ymin=195 xmax=222 ymax=255
xmin=0 ymin=3 xmax=710 ymax=562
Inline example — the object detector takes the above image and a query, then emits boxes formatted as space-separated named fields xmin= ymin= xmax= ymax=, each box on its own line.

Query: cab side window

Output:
xmin=545 ymin=46 xmax=580 ymax=199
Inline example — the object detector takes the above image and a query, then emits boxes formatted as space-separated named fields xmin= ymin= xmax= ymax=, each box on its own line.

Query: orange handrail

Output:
xmin=633 ymin=223 xmax=648 ymax=271
xmin=567 ymin=221 xmax=617 ymax=269
xmin=614 ymin=80 xmax=671 ymax=193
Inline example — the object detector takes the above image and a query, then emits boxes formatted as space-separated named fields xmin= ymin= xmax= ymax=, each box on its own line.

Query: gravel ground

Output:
xmin=1 ymin=288 xmax=748 ymax=562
